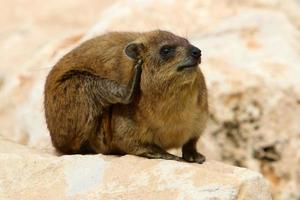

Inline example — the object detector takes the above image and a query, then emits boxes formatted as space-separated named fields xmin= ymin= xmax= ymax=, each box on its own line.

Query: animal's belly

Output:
xmin=151 ymin=112 xmax=208 ymax=150
xmin=153 ymin=126 xmax=195 ymax=149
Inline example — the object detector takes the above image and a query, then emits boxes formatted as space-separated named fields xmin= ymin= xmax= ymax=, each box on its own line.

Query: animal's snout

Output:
xmin=189 ymin=46 xmax=201 ymax=59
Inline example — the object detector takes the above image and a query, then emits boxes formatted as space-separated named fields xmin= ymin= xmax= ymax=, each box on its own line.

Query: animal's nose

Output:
xmin=189 ymin=46 xmax=201 ymax=59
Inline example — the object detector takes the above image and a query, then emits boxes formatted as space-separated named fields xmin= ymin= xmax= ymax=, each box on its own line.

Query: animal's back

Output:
xmin=47 ymin=32 xmax=141 ymax=85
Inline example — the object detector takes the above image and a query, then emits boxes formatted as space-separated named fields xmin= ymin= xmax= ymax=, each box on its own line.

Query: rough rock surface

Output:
xmin=0 ymin=0 xmax=300 ymax=199
xmin=0 ymin=137 xmax=271 ymax=200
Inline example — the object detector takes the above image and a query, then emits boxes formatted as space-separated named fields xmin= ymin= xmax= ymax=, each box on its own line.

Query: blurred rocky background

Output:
xmin=0 ymin=0 xmax=300 ymax=199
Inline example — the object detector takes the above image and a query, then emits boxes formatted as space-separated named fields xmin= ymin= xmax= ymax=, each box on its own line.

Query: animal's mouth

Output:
xmin=177 ymin=58 xmax=200 ymax=72
xmin=177 ymin=63 xmax=197 ymax=71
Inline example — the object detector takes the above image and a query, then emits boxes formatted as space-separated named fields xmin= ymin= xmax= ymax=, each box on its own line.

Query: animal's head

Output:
xmin=124 ymin=30 xmax=202 ymax=92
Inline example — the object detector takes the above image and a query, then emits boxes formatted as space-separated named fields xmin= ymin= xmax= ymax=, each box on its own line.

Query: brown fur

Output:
xmin=44 ymin=30 xmax=208 ymax=163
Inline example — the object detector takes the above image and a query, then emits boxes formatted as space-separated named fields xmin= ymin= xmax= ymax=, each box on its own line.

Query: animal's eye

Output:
xmin=160 ymin=45 xmax=174 ymax=57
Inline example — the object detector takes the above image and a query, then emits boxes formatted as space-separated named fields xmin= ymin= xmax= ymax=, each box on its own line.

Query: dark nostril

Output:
xmin=190 ymin=46 xmax=201 ymax=59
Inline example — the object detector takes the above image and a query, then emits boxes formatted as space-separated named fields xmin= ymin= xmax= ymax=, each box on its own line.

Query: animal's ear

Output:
xmin=124 ymin=43 xmax=144 ymax=60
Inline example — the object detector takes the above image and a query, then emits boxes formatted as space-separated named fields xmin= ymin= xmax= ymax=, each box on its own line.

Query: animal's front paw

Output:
xmin=182 ymin=151 xmax=206 ymax=164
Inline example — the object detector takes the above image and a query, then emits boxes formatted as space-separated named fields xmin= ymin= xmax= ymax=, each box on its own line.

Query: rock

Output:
xmin=0 ymin=138 xmax=271 ymax=200
xmin=0 ymin=0 xmax=117 ymax=70
xmin=1 ymin=0 xmax=300 ymax=199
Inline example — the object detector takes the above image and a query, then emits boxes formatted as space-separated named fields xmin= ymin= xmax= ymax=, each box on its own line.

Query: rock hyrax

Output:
xmin=44 ymin=30 xmax=208 ymax=163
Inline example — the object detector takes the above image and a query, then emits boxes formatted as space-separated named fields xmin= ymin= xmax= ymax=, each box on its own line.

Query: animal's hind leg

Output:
xmin=138 ymin=144 xmax=184 ymax=161
xmin=116 ymin=140 xmax=184 ymax=161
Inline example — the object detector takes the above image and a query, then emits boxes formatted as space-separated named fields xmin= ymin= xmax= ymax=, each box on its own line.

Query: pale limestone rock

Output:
xmin=0 ymin=138 xmax=271 ymax=200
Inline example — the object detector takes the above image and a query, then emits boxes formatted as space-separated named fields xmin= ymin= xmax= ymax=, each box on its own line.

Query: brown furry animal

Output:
xmin=44 ymin=30 xmax=208 ymax=163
